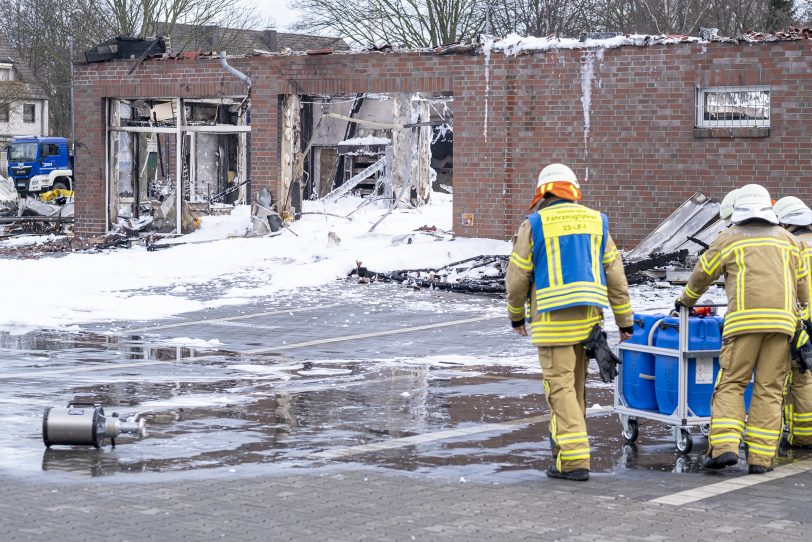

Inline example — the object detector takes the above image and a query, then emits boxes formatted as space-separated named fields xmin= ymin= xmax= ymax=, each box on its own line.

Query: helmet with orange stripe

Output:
xmin=529 ymin=163 xmax=582 ymax=210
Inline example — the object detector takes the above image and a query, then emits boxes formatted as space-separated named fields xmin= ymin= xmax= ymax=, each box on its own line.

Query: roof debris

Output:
xmin=625 ymin=192 xmax=720 ymax=262
xmin=81 ymin=27 xmax=812 ymax=64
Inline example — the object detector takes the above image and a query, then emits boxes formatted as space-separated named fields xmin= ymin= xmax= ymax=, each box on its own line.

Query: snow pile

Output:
xmin=159 ymin=205 xmax=252 ymax=244
xmin=0 ymin=192 xmax=510 ymax=332
xmin=0 ymin=233 xmax=58 ymax=249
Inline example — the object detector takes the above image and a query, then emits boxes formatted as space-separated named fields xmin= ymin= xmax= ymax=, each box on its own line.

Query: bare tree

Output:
xmin=0 ymin=0 xmax=264 ymax=138
xmin=592 ymin=0 xmax=709 ymax=35
xmin=289 ymin=0 xmax=486 ymax=47
xmin=798 ymin=0 xmax=812 ymax=24
xmin=0 ymin=80 xmax=33 ymax=124
xmin=597 ymin=0 xmax=803 ymax=36
xmin=763 ymin=0 xmax=795 ymax=30
xmin=488 ymin=0 xmax=602 ymax=37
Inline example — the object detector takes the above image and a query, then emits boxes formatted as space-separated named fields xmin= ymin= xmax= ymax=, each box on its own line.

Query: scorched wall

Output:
xmin=73 ymin=39 xmax=812 ymax=247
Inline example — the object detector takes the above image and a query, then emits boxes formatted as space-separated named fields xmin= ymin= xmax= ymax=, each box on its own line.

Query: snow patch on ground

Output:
xmin=0 ymin=192 xmax=509 ymax=332
xmin=0 ymin=234 xmax=58 ymax=248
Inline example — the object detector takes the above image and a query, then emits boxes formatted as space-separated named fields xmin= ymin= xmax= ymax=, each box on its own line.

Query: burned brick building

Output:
xmin=72 ymin=32 xmax=812 ymax=247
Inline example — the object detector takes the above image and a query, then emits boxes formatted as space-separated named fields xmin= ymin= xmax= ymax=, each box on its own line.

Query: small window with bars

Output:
xmin=695 ymin=86 xmax=770 ymax=128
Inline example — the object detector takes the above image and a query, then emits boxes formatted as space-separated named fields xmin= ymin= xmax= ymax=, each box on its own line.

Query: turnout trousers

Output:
xmin=785 ymin=365 xmax=812 ymax=446
xmin=538 ymin=345 xmax=590 ymax=472
xmin=708 ymin=332 xmax=790 ymax=468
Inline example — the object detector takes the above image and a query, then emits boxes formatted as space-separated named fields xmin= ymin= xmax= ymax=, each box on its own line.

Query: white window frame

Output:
xmin=695 ymin=86 xmax=771 ymax=129
xmin=0 ymin=63 xmax=12 ymax=82
xmin=22 ymin=103 xmax=35 ymax=123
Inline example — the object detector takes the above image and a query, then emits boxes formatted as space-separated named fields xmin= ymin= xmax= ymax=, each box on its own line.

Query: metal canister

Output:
xmin=42 ymin=406 xmax=106 ymax=448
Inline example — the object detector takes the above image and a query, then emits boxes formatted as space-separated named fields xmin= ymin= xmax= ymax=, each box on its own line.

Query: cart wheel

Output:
xmin=676 ymin=428 xmax=693 ymax=455
xmin=622 ymin=419 xmax=639 ymax=442
xmin=699 ymin=424 xmax=710 ymax=438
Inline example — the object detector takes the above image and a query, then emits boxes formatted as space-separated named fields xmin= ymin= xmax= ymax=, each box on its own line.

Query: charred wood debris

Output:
xmin=348 ymin=249 xmax=689 ymax=295
xmin=348 ymin=192 xmax=720 ymax=294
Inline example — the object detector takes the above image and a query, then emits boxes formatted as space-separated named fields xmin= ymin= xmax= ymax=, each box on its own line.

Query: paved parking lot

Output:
xmin=1 ymin=282 xmax=810 ymax=541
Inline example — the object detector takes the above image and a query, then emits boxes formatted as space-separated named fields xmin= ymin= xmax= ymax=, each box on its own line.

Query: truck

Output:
xmin=7 ymin=136 xmax=74 ymax=195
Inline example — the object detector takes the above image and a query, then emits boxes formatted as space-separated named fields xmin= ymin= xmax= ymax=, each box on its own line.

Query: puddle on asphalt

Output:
xmin=2 ymin=328 xmax=811 ymax=482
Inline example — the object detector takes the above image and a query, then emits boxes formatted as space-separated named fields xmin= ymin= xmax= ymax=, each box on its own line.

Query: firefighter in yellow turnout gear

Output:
xmin=678 ymin=185 xmax=810 ymax=474
xmin=506 ymin=164 xmax=634 ymax=482
xmin=774 ymin=196 xmax=812 ymax=448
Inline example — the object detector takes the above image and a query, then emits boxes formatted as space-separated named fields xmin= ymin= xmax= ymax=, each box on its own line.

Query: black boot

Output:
xmin=748 ymin=464 xmax=773 ymax=474
xmin=546 ymin=466 xmax=589 ymax=481
xmin=702 ymin=451 xmax=739 ymax=470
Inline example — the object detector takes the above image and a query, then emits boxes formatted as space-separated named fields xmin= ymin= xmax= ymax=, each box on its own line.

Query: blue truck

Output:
xmin=7 ymin=136 xmax=74 ymax=194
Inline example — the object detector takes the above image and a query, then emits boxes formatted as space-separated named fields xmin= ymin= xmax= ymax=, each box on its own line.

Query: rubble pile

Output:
xmin=350 ymin=255 xmax=508 ymax=294
xmin=351 ymin=192 xmax=719 ymax=294
xmin=0 ymin=233 xmax=130 ymax=259
xmin=0 ymin=177 xmax=75 ymax=236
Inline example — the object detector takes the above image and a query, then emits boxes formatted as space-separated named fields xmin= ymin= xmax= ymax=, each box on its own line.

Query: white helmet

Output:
xmin=537 ymin=163 xmax=579 ymax=189
xmin=719 ymin=189 xmax=738 ymax=223
xmin=731 ymin=183 xmax=778 ymax=225
xmin=774 ymin=196 xmax=812 ymax=226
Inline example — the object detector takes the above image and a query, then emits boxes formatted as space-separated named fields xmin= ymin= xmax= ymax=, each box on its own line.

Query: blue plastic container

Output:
xmin=621 ymin=313 xmax=668 ymax=410
xmin=654 ymin=316 xmax=724 ymax=416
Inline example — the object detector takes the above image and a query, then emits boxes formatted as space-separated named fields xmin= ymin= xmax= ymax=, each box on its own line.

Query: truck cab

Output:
xmin=7 ymin=136 xmax=73 ymax=194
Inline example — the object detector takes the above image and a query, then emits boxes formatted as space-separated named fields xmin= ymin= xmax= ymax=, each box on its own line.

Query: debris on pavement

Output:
xmin=0 ymin=176 xmax=19 ymax=215
xmin=351 ymin=255 xmax=508 ymax=294
xmin=0 ymin=233 xmax=131 ymax=258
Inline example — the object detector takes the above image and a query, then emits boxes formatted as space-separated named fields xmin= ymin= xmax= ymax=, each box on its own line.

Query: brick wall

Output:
xmin=73 ymin=40 xmax=812 ymax=248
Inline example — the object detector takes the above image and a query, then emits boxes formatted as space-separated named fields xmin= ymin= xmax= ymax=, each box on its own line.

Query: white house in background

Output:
xmin=0 ymin=35 xmax=48 ymax=174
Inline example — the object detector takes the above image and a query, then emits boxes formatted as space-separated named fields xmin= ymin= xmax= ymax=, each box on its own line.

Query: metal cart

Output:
xmin=614 ymin=304 xmax=723 ymax=454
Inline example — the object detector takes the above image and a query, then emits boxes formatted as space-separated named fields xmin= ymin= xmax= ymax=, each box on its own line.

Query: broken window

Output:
xmin=0 ymin=104 xmax=8 ymax=123
xmin=695 ymin=86 xmax=770 ymax=128
xmin=280 ymin=92 xmax=453 ymax=218
xmin=106 ymin=97 xmax=250 ymax=233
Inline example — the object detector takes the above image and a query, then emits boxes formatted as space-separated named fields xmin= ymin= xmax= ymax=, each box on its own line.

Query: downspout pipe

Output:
xmin=219 ymin=51 xmax=253 ymax=204
xmin=219 ymin=51 xmax=251 ymax=89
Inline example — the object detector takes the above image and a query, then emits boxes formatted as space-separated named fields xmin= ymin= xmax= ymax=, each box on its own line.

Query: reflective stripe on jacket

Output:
xmin=798 ymin=230 xmax=812 ymax=320
xmin=680 ymin=223 xmax=810 ymax=338
xmin=528 ymin=202 xmax=610 ymax=313
xmin=506 ymin=198 xmax=633 ymax=347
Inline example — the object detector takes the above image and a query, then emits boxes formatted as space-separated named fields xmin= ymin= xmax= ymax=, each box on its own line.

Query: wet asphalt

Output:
xmin=1 ymin=281 xmax=810 ymax=483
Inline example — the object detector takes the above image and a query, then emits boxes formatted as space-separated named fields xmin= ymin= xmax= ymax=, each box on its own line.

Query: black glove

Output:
xmin=619 ymin=325 xmax=634 ymax=335
xmin=791 ymin=322 xmax=812 ymax=373
xmin=582 ymin=324 xmax=621 ymax=383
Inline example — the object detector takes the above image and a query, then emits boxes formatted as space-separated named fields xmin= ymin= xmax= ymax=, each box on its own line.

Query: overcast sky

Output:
xmin=252 ymin=0 xmax=302 ymax=30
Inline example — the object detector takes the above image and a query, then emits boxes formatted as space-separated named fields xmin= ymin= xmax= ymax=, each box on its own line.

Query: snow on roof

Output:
xmin=482 ymin=33 xmax=705 ymax=56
